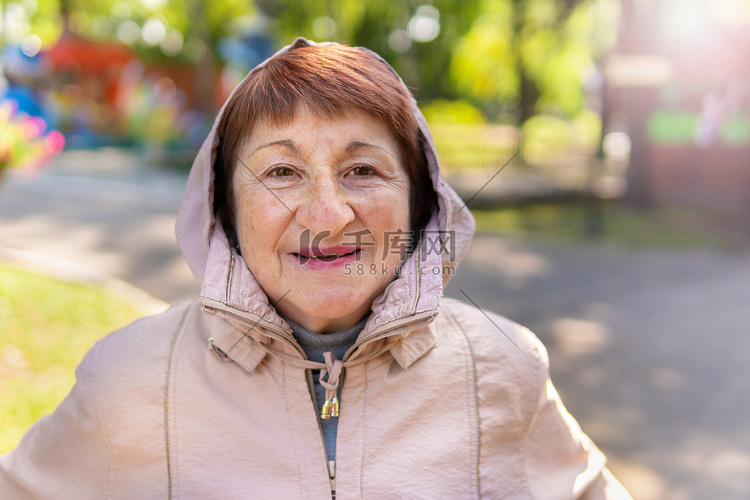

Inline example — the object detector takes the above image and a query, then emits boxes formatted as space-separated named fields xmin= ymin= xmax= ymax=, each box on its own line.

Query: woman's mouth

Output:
xmin=294 ymin=249 xmax=360 ymax=261
xmin=292 ymin=248 xmax=361 ymax=267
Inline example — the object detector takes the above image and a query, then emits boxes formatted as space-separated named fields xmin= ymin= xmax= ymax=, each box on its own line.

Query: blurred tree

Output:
xmin=259 ymin=0 xmax=618 ymax=125
xmin=256 ymin=0 xmax=481 ymax=101
xmin=3 ymin=0 xmax=619 ymax=122
xmin=2 ymin=0 xmax=255 ymax=61
xmin=0 ymin=0 xmax=63 ymax=48
xmin=452 ymin=0 xmax=619 ymax=123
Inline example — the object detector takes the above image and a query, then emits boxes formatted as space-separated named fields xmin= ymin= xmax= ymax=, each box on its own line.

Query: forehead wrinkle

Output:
xmin=250 ymin=139 xmax=299 ymax=157
xmin=344 ymin=140 xmax=394 ymax=158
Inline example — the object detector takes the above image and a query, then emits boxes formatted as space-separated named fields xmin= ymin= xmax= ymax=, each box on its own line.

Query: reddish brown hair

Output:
xmin=214 ymin=40 xmax=436 ymax=244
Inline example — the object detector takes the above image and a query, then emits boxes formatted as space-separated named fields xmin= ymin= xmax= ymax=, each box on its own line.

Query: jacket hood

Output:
xmin=175 ymin=37 xmax=475 ymax=368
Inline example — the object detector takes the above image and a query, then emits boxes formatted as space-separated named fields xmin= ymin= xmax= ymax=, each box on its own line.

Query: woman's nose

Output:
xmin=294 ymin=176 xmax=355 ymax=237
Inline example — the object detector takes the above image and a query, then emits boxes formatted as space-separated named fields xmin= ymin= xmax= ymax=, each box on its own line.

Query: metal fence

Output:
xmin=431 ymin=124 xmax=617 ymax=208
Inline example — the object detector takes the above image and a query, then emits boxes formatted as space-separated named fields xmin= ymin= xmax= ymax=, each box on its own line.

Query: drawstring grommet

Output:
xmin=330 ymin=397 xmax=339 ymax=418
xmin=319 ymin=352 xmax=343 ymax=419
xmin=321 ymin=399 xmax=332 ymax=420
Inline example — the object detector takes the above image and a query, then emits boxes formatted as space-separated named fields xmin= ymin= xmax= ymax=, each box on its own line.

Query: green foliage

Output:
xmin=420 ymin=99 xmax=519 ymax=172
xmin=572 ymin=110 xmax=603 ymax=146
xmin=420 ymin=98 xmax=486 ymax=125
xmin=451 ymin=3 xmax=519 ymax=104
xmin=647 ymin=111 xmax=698 ymax=144
xmin=260 ymin=0 xmax=480 ymax=100
xmin=428 ymin=125 xmax=519 ymax=172
xmin=0 ymin=266 xmax=145 ymax=453
xmin=647 ymin=110 xmax=750 ymax=146
xmin=450 ymin=0 xmax=617 ymax=121
xmin=420 ymin=100 xmax=601 ymax=171
xmin=522 ymin=113 xmax=573 ymax=161
xmin=522 ymin=110 xmax=600 ymax=162
xmin=202 ymin=0 xmax=256 ymax=41
xmin=1 ymin=0 xmax=255 ymax=61
xmin=24 ymin=0 xmax=64 ymax=45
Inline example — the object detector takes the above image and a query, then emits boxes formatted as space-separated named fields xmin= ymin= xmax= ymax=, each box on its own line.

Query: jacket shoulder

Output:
xmin=72 ymin=300 xmax=206 ymax=457
xmin=438 ymin=296 xmax=548 ymax=370
xmin=77 ymin=299 xmax=201 ymax=386
xmin=436 ymin=297 xmax=548 ymax=446
xmin=436 ymin=298 xmax=629 ymax=499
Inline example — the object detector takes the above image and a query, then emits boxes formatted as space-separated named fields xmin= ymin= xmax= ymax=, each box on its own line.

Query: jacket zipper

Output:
xmin=328 ymin=460 xmax=336 ymax=499
xmin=203 ymin=297 xmax=436 ymax=499
xmin=205 ymin=297 xmax=338 ymax=496
xmin=306 ymin=369 xmax=337 ymax=498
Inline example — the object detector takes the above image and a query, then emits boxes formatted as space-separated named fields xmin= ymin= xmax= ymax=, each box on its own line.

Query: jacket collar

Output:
xmin=175 ymin=37 xmax=475 ymax=370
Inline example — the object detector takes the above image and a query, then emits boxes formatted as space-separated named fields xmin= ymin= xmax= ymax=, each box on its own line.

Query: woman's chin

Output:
xmin=282 ymin=292 xmax=372 ymax=332
xmin=271 ymin=260 xmax=396 ymax=331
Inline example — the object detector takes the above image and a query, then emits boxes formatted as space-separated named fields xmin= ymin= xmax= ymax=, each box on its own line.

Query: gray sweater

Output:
xmin=286 ymin=316 xmax=368 ymax=462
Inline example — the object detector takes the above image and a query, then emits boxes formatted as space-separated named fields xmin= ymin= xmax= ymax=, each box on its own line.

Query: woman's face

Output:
xmin=232 ymin=106 xmax=411 ymax=332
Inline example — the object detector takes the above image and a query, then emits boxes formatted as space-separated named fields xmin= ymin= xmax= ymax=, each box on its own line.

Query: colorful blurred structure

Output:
xmin=0 ymin=99 xmax=65 ymax=172
xmin=607 ymin=0 xmax=750 ymax=213
xmin=46 ymin=30 xmax=134 ymax=73
xmin=29 ymin=7 xmax=277 ymax=153
xmin=0 ymin=43 xmax=65 ymax=172
xmin=43 ymin=26 xmax=135 ymax=148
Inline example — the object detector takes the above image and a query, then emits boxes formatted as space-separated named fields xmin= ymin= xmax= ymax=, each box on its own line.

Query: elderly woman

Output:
xmin=1 ymin=39 xmax=631 ymax=499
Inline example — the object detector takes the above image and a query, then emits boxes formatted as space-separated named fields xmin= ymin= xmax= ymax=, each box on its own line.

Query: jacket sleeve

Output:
xmin=523 ymin=339 xmax=632 ymax=500
xmin=0 ymin=344 xmax=110 ymax=499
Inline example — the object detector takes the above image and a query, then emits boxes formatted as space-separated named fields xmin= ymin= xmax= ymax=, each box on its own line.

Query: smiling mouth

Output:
xmin=293 ymin=249 xmax=360 ymax=262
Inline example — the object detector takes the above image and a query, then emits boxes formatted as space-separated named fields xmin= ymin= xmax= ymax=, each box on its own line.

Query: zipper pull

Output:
xmin=330 ymin=396 xmax=339 ymax=418
xmin=321 ymin=399 xmax=332 ymax=419
xmin=328 ymin=460 xmax=336 ymax=497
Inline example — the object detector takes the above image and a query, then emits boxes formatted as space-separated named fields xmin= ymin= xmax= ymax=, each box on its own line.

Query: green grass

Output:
xmin=0 ymin=265 xmax=146 ymax=453
xmin=471 ymin=202 xmax=730 ymax=250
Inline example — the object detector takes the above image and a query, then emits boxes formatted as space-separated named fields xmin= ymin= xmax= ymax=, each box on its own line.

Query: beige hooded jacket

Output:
xmin=0 ymin=38 xmax=632 ymax=499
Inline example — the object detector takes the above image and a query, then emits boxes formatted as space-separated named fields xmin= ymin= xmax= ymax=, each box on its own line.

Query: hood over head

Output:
xmin=175 ymin=37 xmax=475 ymax=368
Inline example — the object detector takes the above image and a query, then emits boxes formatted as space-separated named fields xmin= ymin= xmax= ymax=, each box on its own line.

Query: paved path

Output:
xmin=0 ymin=151 xmax=198 ymax=303
xmin=445 ymin=238 xmax=750 ymax=499
xmin=2 ymin=153 xmax=750 ymax=499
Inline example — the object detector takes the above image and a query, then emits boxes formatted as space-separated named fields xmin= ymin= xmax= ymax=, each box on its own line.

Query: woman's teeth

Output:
xmin=313 ymin=251 xmax=354 ymax=260
xmin=298 ymin=250 xmax=357 ymax=261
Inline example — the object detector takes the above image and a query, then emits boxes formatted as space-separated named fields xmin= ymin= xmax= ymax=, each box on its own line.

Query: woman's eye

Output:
xmin=352 ymin=165 xmax=375 ymax=176
xmin=268 ymin=166 xmax=295 ymax=177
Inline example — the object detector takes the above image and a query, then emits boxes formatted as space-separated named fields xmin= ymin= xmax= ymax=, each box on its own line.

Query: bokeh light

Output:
xmin=603 ymin=132 xmax=631 ymax=160
xmin=117 ymin=20 xmax=140 ymax=44
xmin=160 ymin=29 xmax=183 ymax=56
xmin=21 ymin=34 xmax=42 ymax=57
xmin=312 ymin=16 xmax=336 ymax=40
xmin=407 ymin=5 xmax=440 ymax=43
xmin=388 ymin=29 xmax=411 ymax=53
xmin=141 ymin=17 xmax=166 ymax=46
